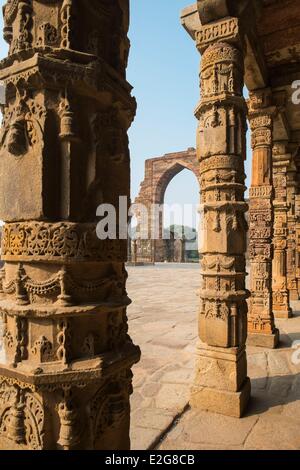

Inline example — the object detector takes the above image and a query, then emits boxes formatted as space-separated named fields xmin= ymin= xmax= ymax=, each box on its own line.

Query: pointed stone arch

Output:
xmin=133 ymin=148 xmax=200 ymax=262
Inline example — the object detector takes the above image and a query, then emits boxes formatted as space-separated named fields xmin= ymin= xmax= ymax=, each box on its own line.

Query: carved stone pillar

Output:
xmin=0 ymin=0 xmax=140 ymax=450
xmin=296 ymin=192 xmax=300 ymax=296
xmin=272 ymin=142 xmax=293 ymax=319
xmin=247 ymin=91 xmax=279 ymax=348
xmin=189 ymin=18 xmax=250 ymax=417
xmin=286 ymin=160 xmax=298 ymax=300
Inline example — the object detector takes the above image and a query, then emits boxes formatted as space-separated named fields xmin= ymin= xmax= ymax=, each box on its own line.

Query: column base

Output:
xmin=273 ymin=308 xmax=293 ymax=319
xmin=289 ymin=289 xmax=299 ymax=301
xmin=190 ymin=377 xmax=251 ymax=418
xmin=190 ymin=344 xmax=250 ymax=418
xmin=247 ymin=328 xmax=279 ymax=349
xmin=0 ymin=342 xmax=140 ymax=450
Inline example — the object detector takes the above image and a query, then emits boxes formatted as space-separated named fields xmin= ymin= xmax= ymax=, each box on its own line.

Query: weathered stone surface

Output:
xmin=131 ymin=408 xmax=175 ymax=431
xmin=131 ymin=427 xmax=161 ymax=451
xmin=155 ymin=384 xmax=190 ymax=411
xmin=190 ymin=378 xmax=251 ymax=419
xmin=244 ymin=415 xmax=300 ymax=450
xmin=247 ymin=352 xmax=268 ymax=390
xmin=247 ymin=330 xmax=279 ymax=349
xmin=172 ymin=408 xmax=258 ymax=447
xmin=192 ymin=346 xmax=247 ymax=392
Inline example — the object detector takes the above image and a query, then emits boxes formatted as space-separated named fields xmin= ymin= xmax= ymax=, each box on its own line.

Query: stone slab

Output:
xmin=190 ymin=377 xmax=251 ymax=418
xmin=247 ymin=329 xmax=279 ymax=349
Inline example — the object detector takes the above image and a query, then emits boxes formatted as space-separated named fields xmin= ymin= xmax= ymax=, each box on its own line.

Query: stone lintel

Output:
xmin=181 ymin=4 xmax=199 ymax=40
xmin=244 ymin=33 xmax=268 ymax=90
xmin=273 ymin=112 xmax=291 ymax=143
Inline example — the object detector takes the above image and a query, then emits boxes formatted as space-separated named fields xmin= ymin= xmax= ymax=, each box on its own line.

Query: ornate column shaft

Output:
xmin=247 ymin=90 xmax=279 ymax=348
xmin=286 ymin=160 xmax=299 ymax=300
xmin=189 ymin=16 xmax=250 ymax=417
xmin=295 ymin=191 xmax=300 ymax=297
xmin=272 ymin=142 xmax=293 ymax=319
xmin=0 ymin=0 xmax=140 ymax=450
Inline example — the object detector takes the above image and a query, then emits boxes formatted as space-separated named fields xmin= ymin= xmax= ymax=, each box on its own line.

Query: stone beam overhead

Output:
xmin=196 ymin=0 xmax=262 ymax=25
xmin=258 ymin=0 xmax=300 ymax=70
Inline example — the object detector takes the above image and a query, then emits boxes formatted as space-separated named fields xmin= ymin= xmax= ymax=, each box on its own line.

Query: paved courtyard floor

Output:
xmin=127 ymin=264 xmax=300 ymax=450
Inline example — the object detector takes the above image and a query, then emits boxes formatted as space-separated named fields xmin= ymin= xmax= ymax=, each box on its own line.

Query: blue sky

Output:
xmin=0 ymin=1 xmax=251 ymax=228
xmin=128 ymin=0 xmax=201 ymax=212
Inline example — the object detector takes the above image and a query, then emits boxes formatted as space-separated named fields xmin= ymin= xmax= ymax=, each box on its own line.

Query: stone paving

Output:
xmin=127 ymin=264 xmax=300 ymax=450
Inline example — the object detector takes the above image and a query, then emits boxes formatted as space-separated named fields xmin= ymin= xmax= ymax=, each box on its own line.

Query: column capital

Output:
xmin=195 ymin=0 xmax=260 ymax=53
xmin=248 ymin=102 xmax=276 ymax=151
xmin=273 ymin=142 xmax=293 ymax=167
xmin=248 ymin=88 xmax=277 ymax=118
xmin=195 ymin=17 xmax=245 ymax=54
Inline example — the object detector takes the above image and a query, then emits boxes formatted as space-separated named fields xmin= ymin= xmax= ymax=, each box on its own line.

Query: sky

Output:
xmin=0 ymin=1 xmax=251 ymax=229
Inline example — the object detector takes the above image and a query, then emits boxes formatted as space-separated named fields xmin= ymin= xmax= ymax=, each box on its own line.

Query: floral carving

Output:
xmin=1 ymin=222 xmax=127 ymax=262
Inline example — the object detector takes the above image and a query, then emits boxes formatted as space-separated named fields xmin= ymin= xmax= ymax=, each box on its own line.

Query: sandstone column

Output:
xmin=287 ymin=160 xmax=299 ymax=300
xmin=272 ymin=142 xmax=293 ymax=318
xmin=296 ymin=191 xmax=300 ymax=297
xmin=247 ymin=90 xmax=279 ymax=348
xmin=190 ymin=18 xmax=250 ymax=417
xmin=0 ymin=0 xmax=140 ymax=450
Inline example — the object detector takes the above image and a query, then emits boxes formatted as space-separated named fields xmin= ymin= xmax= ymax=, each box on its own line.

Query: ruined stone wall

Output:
xmin=134 ymin=148 xmax=200 ymax=262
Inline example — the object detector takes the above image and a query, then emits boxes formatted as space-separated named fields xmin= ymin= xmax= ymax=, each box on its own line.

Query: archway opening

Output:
xmin=160 ymin=167 xmax=200 ymax=263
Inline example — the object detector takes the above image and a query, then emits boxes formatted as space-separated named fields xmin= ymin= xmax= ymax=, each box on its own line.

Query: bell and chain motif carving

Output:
xmin=0 ymin=0 xmax=140 ymax=450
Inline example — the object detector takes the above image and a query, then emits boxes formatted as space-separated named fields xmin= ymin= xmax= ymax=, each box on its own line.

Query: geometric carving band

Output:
xmin=1 ymin=222 xmax=127 ymax=262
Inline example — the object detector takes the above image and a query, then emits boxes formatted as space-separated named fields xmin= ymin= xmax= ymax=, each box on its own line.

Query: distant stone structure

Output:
xmin=134 ymin=148 xmax=200 ymax=263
